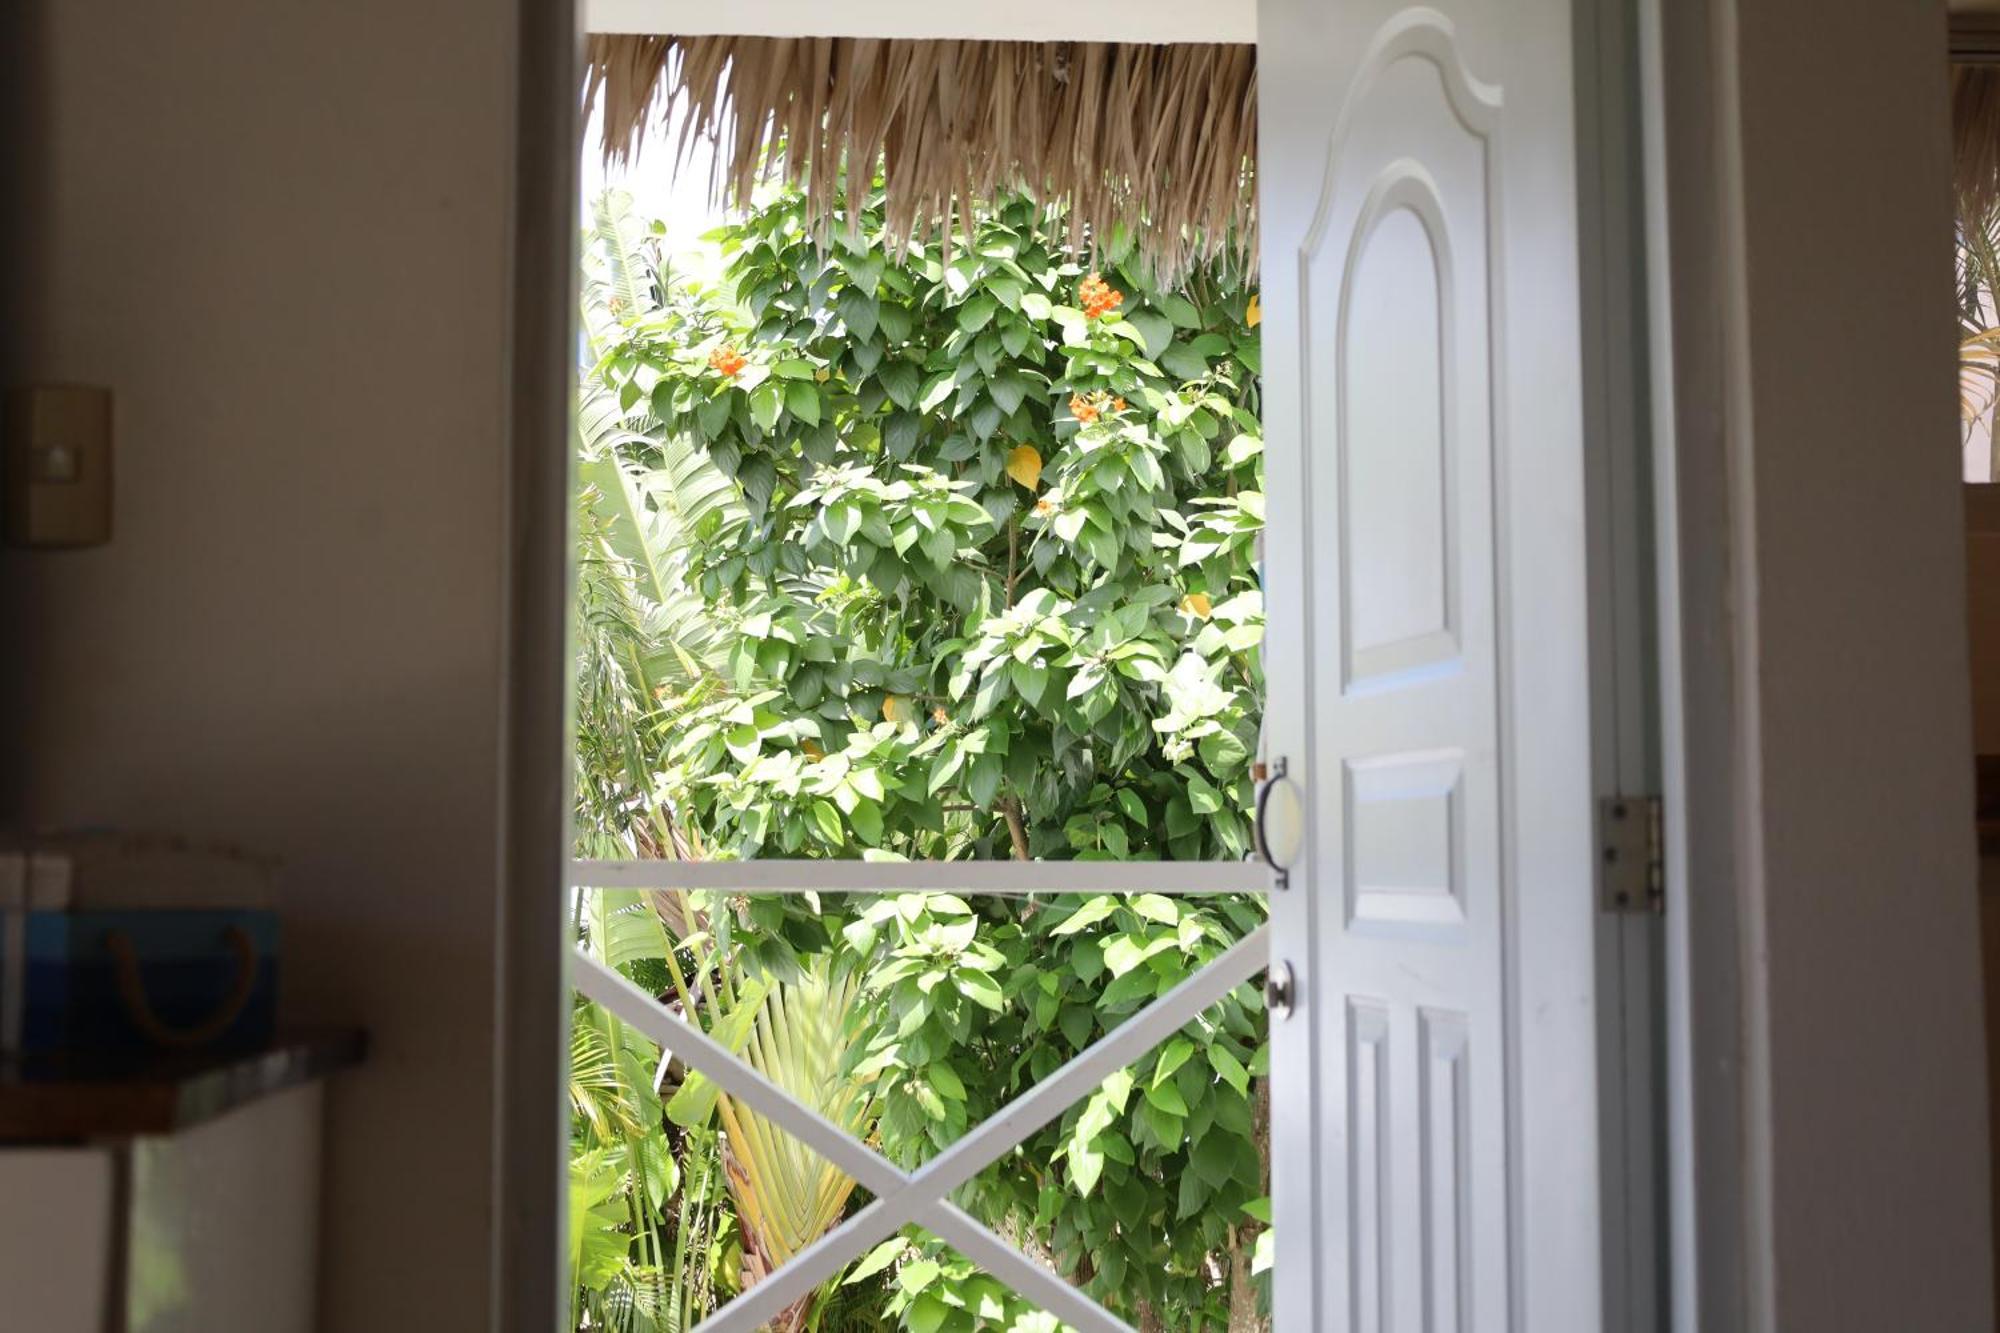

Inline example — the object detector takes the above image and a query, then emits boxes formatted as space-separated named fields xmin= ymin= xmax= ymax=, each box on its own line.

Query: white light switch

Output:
xmin=4 ymin=386 xmax=112 ymax=548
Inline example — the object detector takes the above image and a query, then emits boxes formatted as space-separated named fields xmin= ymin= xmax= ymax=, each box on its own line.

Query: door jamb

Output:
xmin=1637 ymin=0 xmax=1762 ymax=1326
xmin=494 ymin=4 xmax=1707 ymax=1329
xmin=496 ymin=1 xmax=583 ymax=1330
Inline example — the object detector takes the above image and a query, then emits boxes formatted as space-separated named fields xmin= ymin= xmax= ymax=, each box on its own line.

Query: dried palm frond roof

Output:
xmin=1956 ymin=18 xmax=2000 ymax=228
xmin=1958 ymin=64 xmax=2000 ymax=228
xmin=584 ymin=34 xmax=1258 ymax=281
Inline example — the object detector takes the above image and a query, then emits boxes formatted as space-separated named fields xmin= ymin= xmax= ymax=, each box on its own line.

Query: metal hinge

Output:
xmin=1599 ymin=795 xmax=1664 ymax=915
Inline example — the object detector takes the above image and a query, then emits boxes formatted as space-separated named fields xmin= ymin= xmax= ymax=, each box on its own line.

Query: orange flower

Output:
xmin=1069 ymin=393 xmax=1100 ymax=425
xmin=1078 ymin=273 xmax=1124 ymax=320
xmin=1112 ymin=397 xmax=1127 ymax=412
xmin=707 ymin=345 xmax=748 ymax=379
xmin=1033 ymin=497 xmax=1055 ymax=515
xmin=931 ymin=705 xmax=949 ymax=725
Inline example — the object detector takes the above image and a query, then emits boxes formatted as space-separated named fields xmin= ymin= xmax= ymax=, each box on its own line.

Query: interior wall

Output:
xmin=1726 ymin=0 xmax=1993 ymax=1326
xmin=1970 ymin=490 xmax=2000 ymax=754
xmin=0 ymin=2 xmax=521 ymax=1327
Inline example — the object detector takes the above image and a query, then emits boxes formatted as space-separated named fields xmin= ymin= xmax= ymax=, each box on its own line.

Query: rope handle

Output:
xmin=105 ymin=925 xmax=259 ymax=1049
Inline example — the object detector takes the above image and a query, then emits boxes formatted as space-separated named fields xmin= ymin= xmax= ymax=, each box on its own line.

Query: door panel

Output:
xmin=1260 ymin=1 xmax=1602 ymax=1328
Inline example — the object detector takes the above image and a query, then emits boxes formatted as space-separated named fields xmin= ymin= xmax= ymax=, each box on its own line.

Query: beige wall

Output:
xmin=1 ymin=3 xmax=521 ymax=1327
xmin=1731 ymin=0 xmax=1993 ymax=1326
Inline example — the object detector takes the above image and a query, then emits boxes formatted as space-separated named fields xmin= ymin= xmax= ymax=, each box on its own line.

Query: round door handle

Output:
xmin=1253 ymin=756 xmax=1301 ymax=889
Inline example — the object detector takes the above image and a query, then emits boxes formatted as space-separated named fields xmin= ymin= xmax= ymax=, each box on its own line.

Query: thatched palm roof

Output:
xmin=584 ymin=34 xmax=1258 ymax=280
xmin=1956 ymin=17 xmax=2000 ymax=226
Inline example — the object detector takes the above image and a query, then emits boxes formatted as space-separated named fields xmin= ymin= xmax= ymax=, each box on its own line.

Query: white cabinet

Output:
xmin=0 ymin=1035 xmax=358 ymax=1332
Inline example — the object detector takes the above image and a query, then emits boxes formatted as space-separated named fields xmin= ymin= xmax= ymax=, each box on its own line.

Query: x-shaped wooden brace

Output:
xmin=573 ymin=923 xmax=1270 ymax=1333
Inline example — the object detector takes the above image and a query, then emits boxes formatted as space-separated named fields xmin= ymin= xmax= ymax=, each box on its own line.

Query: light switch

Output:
xmin=4 ymin=386 xmax=112 ymax=548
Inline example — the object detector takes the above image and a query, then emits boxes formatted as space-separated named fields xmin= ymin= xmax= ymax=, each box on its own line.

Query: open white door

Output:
xmin=1259 ymin=1 xmax=1605 ymax=1328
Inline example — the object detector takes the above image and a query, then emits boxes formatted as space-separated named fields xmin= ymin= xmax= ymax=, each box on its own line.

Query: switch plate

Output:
xmin=4 ymin=386 xmax=112 ymax=548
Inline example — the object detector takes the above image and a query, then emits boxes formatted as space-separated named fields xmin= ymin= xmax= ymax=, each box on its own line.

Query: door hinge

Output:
xmin=1599 ymin=795 xmax=1664 ymax=915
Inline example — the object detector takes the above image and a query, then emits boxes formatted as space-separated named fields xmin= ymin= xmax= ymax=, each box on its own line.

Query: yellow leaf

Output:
xmin=1005 ymin=445 xmax=1043 ymax=491
xmin=1246 ymin=295 xmax=1262 ymax=328
xmin=801 ymin=739 xmax=825 ymax=759
xmin=882 ymin=695 xmax=907 ymax=723
xmin=1181 ymin=592 xmax=1213 ymax=620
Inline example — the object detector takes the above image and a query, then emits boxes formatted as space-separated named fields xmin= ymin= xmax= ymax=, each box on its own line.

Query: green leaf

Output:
xmin=845 ymin=1237 xmax=910 ymax=1284
xmin=1161 ymin=294 xmax=1202 ymax=328
xmin=811 ymin=799 xmax=844 ymax=845
xmin=1020 ymin=291 xmax=1053 ymax=321
xmin=907 ymin=1294 xmax=951 ymax=1333
xmin=1070 ymin=1136 xmax=1105 ymax=1195
xmin=1160 ymin=342 xmax=1210 ymax=380
xmin=1124 ymin=310 xmax=1173 ymax=359
xmin=1143 ymin=1078 xmax=1189 ymax=1118
xmin=1209 ymin=1043 xmax=1250 ymax=1096
xmin=879 ymin=359 xmax=920 ymax=409
xmin=920 ymin=375 xmax=955 ymax=413
xmin=750 ymin=382 xmax=782 ymax=430
xmin=956 ymin=970 xmax=1005 ymax=1011
xmin=786 ymin=380 xmax=820 ymax=425
xmin=1103 ymin=933 xmax=1173 ymax=977
xmin=838 ymin=287 xmax=879 ymax=340
xmin=1153 ymin=1036 xmax=1196 ymax=1089
xmin=844 ymin=252 xmax=886 ymax=298
xmin=1052 ymin=897 xmax=1117 ymax=935
xmin=957 ymin=294 xmax=999 ymax=332
xmin=1138 ymin=1098 xmax=1185 ymax=1152
xmin=928 ymin=1061 xmax=967 ymax=1100
xmin=1100 ymin=965 xmax=1159 ymax=1008
xmin=1008 ymin=658 xmax=1051 ymax=708
xmin=850 ymin=799 xmax=884 ymax=845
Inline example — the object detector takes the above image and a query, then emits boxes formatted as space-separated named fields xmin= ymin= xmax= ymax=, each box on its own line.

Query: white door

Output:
xmin=1258 ymin=1 xmax=1605 ymax=1329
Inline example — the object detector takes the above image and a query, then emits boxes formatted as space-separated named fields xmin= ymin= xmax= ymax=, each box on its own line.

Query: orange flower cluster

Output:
xmin=1079 ymin=273 xmax=1123 ymax=320
xmin=707 ymin=345 xmax=747 ymax=379
xmin=1068 ymin=390 xmax=1126 ymax=425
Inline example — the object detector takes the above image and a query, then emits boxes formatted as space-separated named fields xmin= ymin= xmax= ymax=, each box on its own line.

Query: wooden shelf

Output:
xmin=0 ymin=1030 xmax=364 ymax=1144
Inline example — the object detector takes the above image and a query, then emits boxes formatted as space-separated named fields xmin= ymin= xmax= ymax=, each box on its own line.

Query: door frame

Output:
xmin=494 ymin=2 xmax=1681 ymax=1329
xmin=497 ymin=1 xmax=584 ymax=1329
xmin=1640 ymin=1 xmax=1996 ymax=1329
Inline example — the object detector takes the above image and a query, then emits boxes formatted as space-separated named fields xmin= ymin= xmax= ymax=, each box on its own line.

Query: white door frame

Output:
xmin=495 ymin=2 xmax=1683 ymax=1329
xmin=1639 ymin=1 xmax=1995 ymax=1329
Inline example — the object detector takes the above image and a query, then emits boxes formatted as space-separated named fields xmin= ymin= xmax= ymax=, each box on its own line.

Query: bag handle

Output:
xmin=105 ymin=925 xmax=259 ymax=1049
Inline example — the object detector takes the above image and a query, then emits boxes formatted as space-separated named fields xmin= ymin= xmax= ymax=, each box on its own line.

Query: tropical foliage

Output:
xmin=569 ymin=183 xmax=1270 ymax=1332
xmin=1961 ymin=205 xmax=2000 ymax=480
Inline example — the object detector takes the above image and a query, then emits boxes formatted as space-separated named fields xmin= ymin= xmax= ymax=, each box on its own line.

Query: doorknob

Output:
xmin=1265 ymin=960 xmax=1296 ymax=1020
